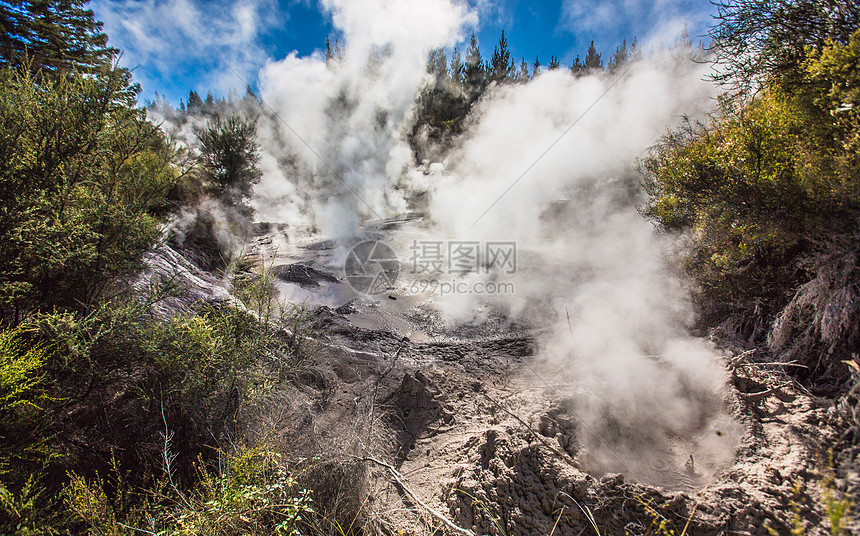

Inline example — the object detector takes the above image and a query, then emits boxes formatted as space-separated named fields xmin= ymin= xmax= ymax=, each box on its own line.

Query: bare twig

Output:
xmin=117 ymin=522 xmax=157 ymax=535
xmin=362 ymin=456 xmax=475 ymax=536
xmin=159 ymin=399 xmax=178 ymax=491
xmin=482 ymin=393 xmax=581 ymax=471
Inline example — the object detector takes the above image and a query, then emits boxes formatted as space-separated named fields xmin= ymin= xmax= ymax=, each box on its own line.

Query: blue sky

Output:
xmin=91 ymin=0 xmax=715 ymax=104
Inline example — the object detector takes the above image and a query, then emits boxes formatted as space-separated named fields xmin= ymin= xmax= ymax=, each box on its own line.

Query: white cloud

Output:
xmin=92 ymin=0 xmax=277 ymax=95
xmin=559 ymin=0 xmax=711 ymax=49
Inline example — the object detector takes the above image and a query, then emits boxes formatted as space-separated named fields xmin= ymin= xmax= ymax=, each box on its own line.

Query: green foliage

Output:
xmin=584 ymin=41 xmax=603 ymax=72
xmin=65 ymin=472 xmax=127 ymax=536
xmin=0 ymin=4 xmax=324 ymax=536
xmin=167 ymin=444 xmax=313 ymax=536
xmin=408 ymin=30 xmax=642 ymax=158
xmin=0 ymin=65 xmax=176 ymax=320
xmin=804 ymin=29 xmax=860 ymax=179
xmin=489 ymin=30 xmax=514 ymax=84
xmin=642 ymin=25 xmax=860 ymax=381
xmin=642 ymin=92 xmax=814 ymax=326
xmin=607 ymin=40 xmax=629 ymax=72
xmin=0 ymin=290 xmax=314 ymax=533
xmin=0 ymin=326 xmax=46 ymax=414
xmin=822 ymin=483 xmax=852 ymax=535
xmin=195 ymin=114 xmax=262 ymax=214
xmin=463 ymin=30 xmax=485 ymax=97
xmin=142 ymin=306 xmax=267 ymax=431
xmin=1 ymin=474 xmax=61 ymax=536
xmin=709 ymin=0 xmax=860 ymax=89
xmin=0 ymin=0 xmax=117 ymax=74
xmin=65 ymin=442 xmax=315 ymax=536
xmin=0 ymin=325 xmax=55 ymax=483
xmin=0 ymin=326 xmax=59 ymax=535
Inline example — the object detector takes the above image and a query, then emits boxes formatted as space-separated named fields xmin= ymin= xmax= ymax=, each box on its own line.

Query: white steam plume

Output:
xmin=421 ymin=59 xmax=740 ymax=482
xmin=254 ymin=0 xmax=475 ymax=238
xmin=147 ymin=0 xmax=740 ymax=484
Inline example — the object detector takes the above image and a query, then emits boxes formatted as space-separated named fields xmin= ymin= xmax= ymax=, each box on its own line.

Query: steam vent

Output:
xmin=4 ymin=0 xmax=858 ymax=534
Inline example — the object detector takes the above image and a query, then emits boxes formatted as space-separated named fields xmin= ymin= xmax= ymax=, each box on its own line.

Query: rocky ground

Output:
xmin=297 ymin=307 xmax=853 ymax=535
xmin=150 ymin=220 xmax=859 ymax=535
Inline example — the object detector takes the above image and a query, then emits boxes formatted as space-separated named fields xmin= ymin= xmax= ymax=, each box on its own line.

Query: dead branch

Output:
xmin=362 ymin=456 xmax=475 ymax=536
xmin=482 ymin=393 xmax=582 ymax=471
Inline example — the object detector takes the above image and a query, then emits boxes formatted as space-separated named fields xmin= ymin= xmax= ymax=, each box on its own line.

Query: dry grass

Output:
xmin=769 ymin=236 xmax=860 ymax=384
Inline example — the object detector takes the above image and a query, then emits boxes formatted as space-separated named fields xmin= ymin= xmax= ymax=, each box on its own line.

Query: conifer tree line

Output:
xmin=425 ymin=29 xmax=649 ymax=90
xmin=410 ymin=27 xmax=698 ymax=154
xmin=161 ymin=27 xmax=701 ymax=159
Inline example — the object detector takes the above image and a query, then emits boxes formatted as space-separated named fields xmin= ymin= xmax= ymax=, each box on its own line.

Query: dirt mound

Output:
xmin=446 ymin=426 xmax=709 ymax=536
xmin=385 ymin=371 xmax=455 ymax=455
xmin=271 ymin=262 xmax=340 ymax=288
xmin=346 ymin=329 xmax=850 ymax=535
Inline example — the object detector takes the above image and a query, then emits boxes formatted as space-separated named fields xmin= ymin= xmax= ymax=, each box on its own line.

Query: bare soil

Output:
xmin=220 ymin=223 xmax=860 ymax=535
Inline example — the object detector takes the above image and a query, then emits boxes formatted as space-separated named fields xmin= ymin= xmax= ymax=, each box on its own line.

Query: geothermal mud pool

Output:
xmin=212 ymin=217 xmax=848 ymax=535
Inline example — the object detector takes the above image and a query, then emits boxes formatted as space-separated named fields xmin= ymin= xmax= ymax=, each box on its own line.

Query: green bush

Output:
xmin=0 ymin=286 xmax=315 ymax=533
xmin=162 ymin=443 xmax=313 ymax=536
xmin=65 ymin=442 xmax=315 ymax=536
xmin=195 ymin=114 xmax=262 ymax=216
xmin=0 ymin=65 xmax=176 ymax=320
xmin=0 ymin=326 xmax=60 ymax=536
xmin=641 ymin=30 xmax=860 ymax=381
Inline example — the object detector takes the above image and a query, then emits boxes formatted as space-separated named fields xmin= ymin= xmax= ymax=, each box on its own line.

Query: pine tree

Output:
xmin=449 ymin=46 xmax=463 ymax=86
xmin=608 ymin=39 xmax=628 ymax=72
xmin=518 ymin=58 xmax=529 ymax=82
xmin=324 ymin=35 xmax=342 ymax=64
xmin=678 ymin=24 xmax=692 ymax=50
xmin=325 ymin=35 xmax=334 ymax=62
xmin=571 ymin=54 xmax=586 ymax=76
xmin=548 ymin=55 xmax=560 ymax=70
xmin=196 ymin=114 xmax=262 ymax=212
xmin=464 ymin=30 xmax=485 ymax=94
xmin=244 ymin=84 xmax=259 ymax=104
xmin=203 ymin=92 xmax=215 ymax=111
xmin=629 ymin=36 xmax=643 ymax=62
xmin=489 ymin=30 xmax=514 ymax=83
xmin=584 ymin=41 xmax=603 ymax=72
xmin=533 ymin=55 xmax=541 ymax=76
xmin=674 ymin=24 xmax=693 ymax=59
xmin=187 ymin=90 xmax=203 ymax=112
xmin=0 ymin=0 xmax=117 ymax=73
xmin=427 ymin=47 xmax=448 ymax=84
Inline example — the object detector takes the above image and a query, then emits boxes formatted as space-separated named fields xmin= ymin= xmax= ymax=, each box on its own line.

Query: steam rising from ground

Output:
xmin=422 ymin=62 xmax=741 ymax=480
xmin=160 ymin=0 xmax=741 ymax=483
xmin=253 ymin=0 xmax=475 ymax=237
